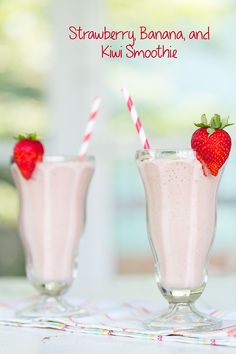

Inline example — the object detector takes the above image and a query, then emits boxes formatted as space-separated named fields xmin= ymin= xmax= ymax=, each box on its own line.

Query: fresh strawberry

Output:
xmin=13 ymin=133 xmax=44 ymax=179
xmin=191 ymin=114 xmax=233 ymax=176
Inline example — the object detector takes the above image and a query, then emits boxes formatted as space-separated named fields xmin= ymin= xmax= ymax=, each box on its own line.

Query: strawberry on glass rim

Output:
xmin=191 ymin=114 xmax=233 ymax=176
xmin=13 ymin=133 xmax=44 ymax=180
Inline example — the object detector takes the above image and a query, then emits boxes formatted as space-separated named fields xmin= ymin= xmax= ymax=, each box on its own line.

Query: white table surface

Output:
xmin=0 ymin=274 xmax=236 ymax=354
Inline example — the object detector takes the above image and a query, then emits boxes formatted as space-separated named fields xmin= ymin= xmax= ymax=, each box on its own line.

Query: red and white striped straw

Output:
xmin=122 ymin=88 xmax=150 ymax=150
xmin=78 ymin=97 xmax=101 ymax=157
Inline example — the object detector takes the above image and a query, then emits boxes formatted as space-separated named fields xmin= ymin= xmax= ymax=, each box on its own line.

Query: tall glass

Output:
xmin=136 ymin=149 xmax=222 ymax=331
xmin=11 ymin=156 xmax=95 ymax=318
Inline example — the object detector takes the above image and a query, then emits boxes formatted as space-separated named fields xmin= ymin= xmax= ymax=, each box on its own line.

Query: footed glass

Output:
xmin=136 ymin=149 xmax=223 ymax=331
xmin=11 ymin=155 xmax=95 ymax=318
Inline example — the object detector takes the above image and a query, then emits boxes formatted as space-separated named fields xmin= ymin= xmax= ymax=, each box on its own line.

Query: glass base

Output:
xmin=145 ymin=303 xmax=221 ymax=332
xmin=16 ymin=295 xmax=88 ymax=319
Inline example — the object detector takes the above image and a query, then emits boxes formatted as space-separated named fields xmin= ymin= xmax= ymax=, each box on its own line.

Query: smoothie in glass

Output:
xmin=138 ymin=150 xmax=221 ymax=290
xmin=136 ymin=149 xmax=222 ymax=330
xmin=12 ymin=156 xmax=94 ymax=316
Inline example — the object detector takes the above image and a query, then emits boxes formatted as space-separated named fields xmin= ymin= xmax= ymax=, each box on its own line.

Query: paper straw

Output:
xmin=78 ymin=97 xmax=101 ymax=157
xmin=122 ymin=88 xmax=150 ymax=150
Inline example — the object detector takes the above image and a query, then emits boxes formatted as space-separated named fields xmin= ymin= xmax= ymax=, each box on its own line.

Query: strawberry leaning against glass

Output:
xmin=11 ymin=133 xmax=95 ymax=318
xmin=13 ymin=133 xmax=44 ymax=179
xmin=191 ymin=114 xmax=233 ymax=176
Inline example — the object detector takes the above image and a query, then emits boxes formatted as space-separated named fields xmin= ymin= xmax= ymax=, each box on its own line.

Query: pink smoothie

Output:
xmin=12 ymin=157 xmax=94 ymax=285
xmin=138 ymin=153 xmax=221 ymax=289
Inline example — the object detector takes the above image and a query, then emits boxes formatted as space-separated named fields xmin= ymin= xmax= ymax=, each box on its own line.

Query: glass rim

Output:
xmin=11 ymin=155 xmax=95 ymax=164
xmin=136 ymin=148 xmax=193 ymax=153
xmin=136 ymin=148 xmax=196 ymax=160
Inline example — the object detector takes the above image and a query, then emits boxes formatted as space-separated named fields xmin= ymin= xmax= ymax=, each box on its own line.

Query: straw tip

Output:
xmin=121 ymin=87 xmax=129 ymax=100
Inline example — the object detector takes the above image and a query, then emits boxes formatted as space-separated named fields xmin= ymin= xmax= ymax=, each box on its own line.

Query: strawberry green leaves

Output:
xmin=15 ymin=133 xmax=38 ymax=141
xmin=201 ymin=114 xmax=208 ymax=126
xmin=194 ymin=114 xmax=234 ymax=135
